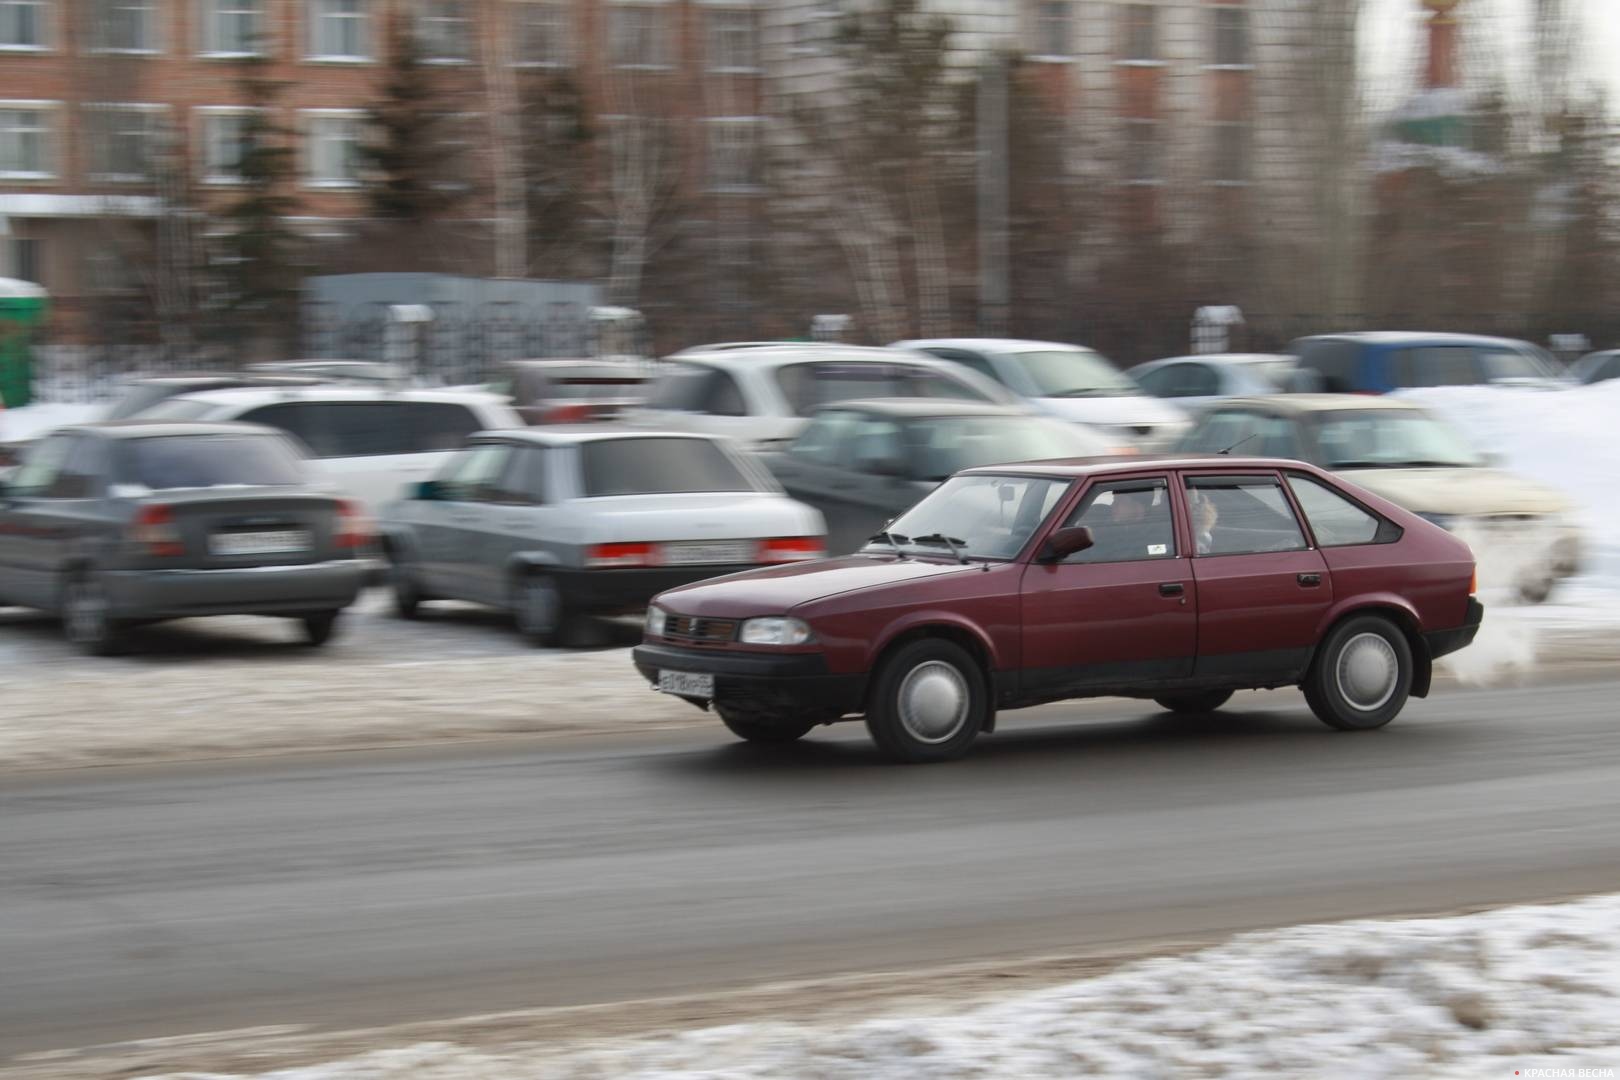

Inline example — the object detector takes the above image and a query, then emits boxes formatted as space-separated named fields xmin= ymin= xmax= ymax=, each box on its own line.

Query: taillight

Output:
xmin=586 ymin=542 xmax=659 ymax=569
xmin=130 ymin=504 xmax=184 ymax=557
xmin=1469 ymin=568 xmax=1477 ymax=595
xmin=545 ymin=403 xmax=596 ymax=424
xmin=336 ymin=500 xmax=373 ymax=550
xmin=757 ymin=536 xmax=825 ymax=564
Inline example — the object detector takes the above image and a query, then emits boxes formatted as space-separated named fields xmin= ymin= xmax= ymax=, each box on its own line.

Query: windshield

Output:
xmin=870 ymin=474 xmax=1072 ymax=560
xmin=1010 ymin=350 xmax=1141 ymax=398
xmin=580 ymin=437 xmax=755 ymax=496
xmin=908 ymin=415 xmax=1111 ymax=481
xmin=1314 ymin=410 xmax=1485 ymax=469
xmin=122 ymin=435 xmax=307 ymax=489
xmin=776 ymin=361 xmax=989 ymax=416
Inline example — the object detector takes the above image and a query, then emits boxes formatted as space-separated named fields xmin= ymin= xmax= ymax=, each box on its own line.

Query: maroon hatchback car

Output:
xmin=633 ymin=457 xmax=1483 ymax=762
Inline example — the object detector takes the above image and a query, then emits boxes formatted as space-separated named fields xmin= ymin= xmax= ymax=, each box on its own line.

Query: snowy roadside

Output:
xmin=14 ymin=893 xmax=1618 ymax=1080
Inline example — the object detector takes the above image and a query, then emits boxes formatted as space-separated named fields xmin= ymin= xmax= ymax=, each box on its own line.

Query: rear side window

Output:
xmin=1290 ymin=339 xmax=1360 ymax=392
xmin=122 ymin=435 xmax=306 ymax=490
xmin=775 ymin=362 xmax=986 ymax=416
xmin=580 ymin=438 xmax=754 ymax=497
xmin=1286 ymin=474 xmax=1382 ymax=546
xmin=1185 ymin=474 xmax=1307 ymax=556
xmin=646 ymin=363 xmax=714 ymax=411
xmin=239 ymin=402 xmax=481 ymax=458
xmin=1389 ymin=347 xmax=1479 ymax=388
xmin=46 ymin=436 xmax=109 ymax=498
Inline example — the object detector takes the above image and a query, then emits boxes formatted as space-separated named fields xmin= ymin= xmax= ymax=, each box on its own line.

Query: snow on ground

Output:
xmin=141 ymin=893 xmax=1620 ymax=1080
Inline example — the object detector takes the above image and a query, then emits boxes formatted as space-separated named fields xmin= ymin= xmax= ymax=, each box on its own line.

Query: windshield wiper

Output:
xmin=868 ymin=531 xmax=909 ymax=559
xmin=912 ymin=533 xmax=968 ymax=564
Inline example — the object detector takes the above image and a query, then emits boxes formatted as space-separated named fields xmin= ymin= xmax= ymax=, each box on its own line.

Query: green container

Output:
xmin=0 ymin=279 xmax=48 ymax=409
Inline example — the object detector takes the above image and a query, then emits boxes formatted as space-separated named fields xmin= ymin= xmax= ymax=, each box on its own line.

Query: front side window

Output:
xmin=1009 ymin=350 xmax=1140 ymax=398
xmin=706 ymin=7 xmax=755 ymax=69
xmin=7 ymin=434 xmax=73 ymax=496
xmin=1212 ymin=5 xmax=1248 ymax=65
xmin=91 ymin=0 xmax=158 ymax=51
xmin=1286 ymin=474 xmax=1381 ymax=547
xmin=845 ymin=417 xmax=905 ymax=475
xmin=512 ymin=0 xmax=568 ymax=65
xmin=788 ymin=410 xmax=862 ymax=467
xmin=123 ymin=435 xmax=306 ymax=490
xmin=86 ymin=106 xmax=167 ymax=182
xmin=580 ymin=437 xmax=754 ymax=497
xmin=1061 ymin=478 xmax=1177 ymax=563
xmin=879 ymin=474 xmax=1072 ymax=561
xmin=202 ymin=0 xmax=262 ymax=53
xmin=0 ymin=105 xmax=52 ymax=177
xmin=1185 ymin=474 xmax=1307 ymax=556
xmin=308 ymin=0 xmax=368 ymax=57
xmin=1035 ymin=0 xmax=1071 ymax=57
xmin=305 ymin=112 xmax=363 ymax=185
xmin=417 ymin=0 xmax=469 ymax=60
xmin=1 ymin=0 xmax=48 ymax=47
xmin=434 ymin=443 xmax=513 ymax=501
xmin=610 ymin=4 xmax=667 ymax=67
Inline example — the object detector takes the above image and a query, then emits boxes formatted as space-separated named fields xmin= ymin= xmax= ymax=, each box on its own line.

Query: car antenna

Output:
xmin=1217 ymin=433 xmax=1259 ymax=456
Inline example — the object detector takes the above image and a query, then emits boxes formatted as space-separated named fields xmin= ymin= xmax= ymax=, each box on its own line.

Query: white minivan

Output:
xmin=132 ymin=388 xmax=523 ymax=511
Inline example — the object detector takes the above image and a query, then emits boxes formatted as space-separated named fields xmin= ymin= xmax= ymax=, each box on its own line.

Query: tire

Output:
xmin=1154 ymin=690 xmax=1234 ymax=714
xmin=716 ymin=704 xmax=816 ymax=744
xmin=301 ymin=611 xmax=341 ymax=646
xmin=864 ymin=638 xmax=988 ymax=764
xmin=512 ymin=573 xmax=567 ymax=647
xmin=1517 ymin=576 xmax=1555 ymax=605
xmin=62 ymin=572 xmax=129 ymax=657
xmin=1304 ymin=615 xmax=1413 ymax=731
xmin=389 ymin=549 xmax=423 ymax=619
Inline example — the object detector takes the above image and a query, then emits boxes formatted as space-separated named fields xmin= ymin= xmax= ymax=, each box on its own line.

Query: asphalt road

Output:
xmin=4 ymin=678 xmax=1620 ymax=1060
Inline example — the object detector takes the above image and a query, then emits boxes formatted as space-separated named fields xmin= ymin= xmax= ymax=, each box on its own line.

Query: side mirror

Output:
xmin=1040 ymin=526 xmax=1094 ymax=562
xmin=414 ymin=479 xmax=442 ymax=501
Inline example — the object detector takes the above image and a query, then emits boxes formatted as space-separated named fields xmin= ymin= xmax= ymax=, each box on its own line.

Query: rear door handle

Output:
xmin=1158 ymin=582 xmax=1184 ymax=597
xmin=1297 ymin=572 xmax=1322 ymax=587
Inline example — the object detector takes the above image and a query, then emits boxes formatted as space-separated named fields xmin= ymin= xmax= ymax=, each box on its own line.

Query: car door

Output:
xmin=0 ymin=434 xmax=75 ymax=607
xmin=767 ymin=410 xmax=867 ymax=551
xmin=431 ymin=442 xmax=517 ymax=600
xmin=7 ymin=435 xmax=112 ymax=610
xmin=466 ymin=445 xmax=560 ymax=607
xmin=1019 ymin=475 xmax=1197 ymax=698
xmin=1181 ymin=471 xmax=1333 ymax=682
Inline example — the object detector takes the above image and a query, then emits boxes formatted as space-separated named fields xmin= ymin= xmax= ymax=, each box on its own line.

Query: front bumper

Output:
xmin=104 ymin=559 xmax=367 ymax=619
xmin=632 ymin=642 xmax=867 ymax=717
xmin=557 ymin=565 xmax=761 ymax=614
xmin=1424 ymin=596 xmax=1485 ymax=660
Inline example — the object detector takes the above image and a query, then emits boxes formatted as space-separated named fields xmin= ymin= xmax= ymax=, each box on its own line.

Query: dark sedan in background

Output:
xmin=0 ymin=421 xmax=370 ymax=654
xmin=763 ymin=399 xmax=1117 ymax=554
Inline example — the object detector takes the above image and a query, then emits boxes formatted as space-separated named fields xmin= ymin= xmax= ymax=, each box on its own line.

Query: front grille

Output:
xmin=665 ymin=616 xmax=739 ymax=645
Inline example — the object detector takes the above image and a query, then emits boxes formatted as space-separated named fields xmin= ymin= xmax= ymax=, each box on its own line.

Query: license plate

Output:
xmin=658 ymin=670 xmax=715 ymax=698
xmin=662 ymin=541 xmax=754 ymax=566
xmin=210 ymin=530 xmax=312 ymax=557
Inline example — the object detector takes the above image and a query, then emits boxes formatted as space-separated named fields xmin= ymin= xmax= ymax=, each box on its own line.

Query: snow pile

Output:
xmin=0 ymin=401 xmax=100 ymax=443
xmin=144 ymin=894 xmax=1620 ymax=1080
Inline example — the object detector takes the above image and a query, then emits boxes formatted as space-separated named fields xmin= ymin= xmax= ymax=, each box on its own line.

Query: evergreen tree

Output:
xmin=360 ymin=19 xmax=459 ymax=225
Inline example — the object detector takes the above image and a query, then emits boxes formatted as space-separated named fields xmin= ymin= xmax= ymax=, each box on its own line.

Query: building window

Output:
xmin=86 ymin=104 xmax=168 ymax=181
xmin=1123 ymin=117 xmax=1160 ymax=183
xmin=706 ymin=8 xmax=755 ymax=71
xmin=200 ymin=0 xmax=262 ymax=54
xmin=305 ymin=110 xmax=363 ymax=185
xmin=417 ymin=0 xmax=469 ymax=61
xmin=199 ymin=108 xmax=254 ymax=182
xmin=307 ymin=0 xmax=369 ymax=58
xmin=512 ymin=0 xmax=568 ymax=66
xmin=8 ymin=237 xmax=43 ymax=284
xmin=707 ymin=118 xmax=759 ymax=191
xmin=790 ymin=8 xmax=832 ymax=53
xmin=1213 ymin=5 xmax=1249 ymax=66
xmin=91 ymin=0 xmax=159 ymax=52
xmin=0 ymin=104 xmax=54 ymax=177
xmin=1120 ymin=3 xmax=1156 ymax=62
xmin=1211 ymin=120 xmax=1250 ymax=183
xmin=1 ymin=0 xmax=48 ymax=48
xmin=609 ymin=5 xmax=668 ymax=68
xmin=1034 ymin=0 xmax=1071 ymax=58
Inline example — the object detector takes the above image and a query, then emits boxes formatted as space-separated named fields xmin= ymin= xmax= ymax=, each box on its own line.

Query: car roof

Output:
xmin=958 ymin=454 xmax=1323 ymax=479
xmin=64 ymin=420 xmax=281 ymax=439
xmin=1291 ymin=331 xmax=1535 ymax=349
xmin=505 ymin=359 xmax=651 ymax=377
xmin=893 ymin=338 xmax=1098 ymax=354
xmin=667 ymin=344 xmax=926 ymax=368
xmin=469 ymin=426 xmax=724 ymax=447
xmin=1133 ymin=353 xmax=1293 ymax=371
xmin=157 ymin=386 xmax=512 ymax=407
xmin=808 ymin=398 xmax=1031 ymax=419
xmin=1199 ymin=394 xmax=1426 ymax=414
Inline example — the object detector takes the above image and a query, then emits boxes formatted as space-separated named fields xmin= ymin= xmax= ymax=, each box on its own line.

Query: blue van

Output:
xmin=1287 ymin=332 xmax=1565 ymax=394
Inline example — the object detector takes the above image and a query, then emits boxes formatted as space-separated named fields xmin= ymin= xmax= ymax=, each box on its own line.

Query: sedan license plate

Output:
xmin=658 ymin=670 xmax=715 ymax=698
xmin=662 ymin=541 xmax=754 ymax=566
xmin=210 ymin=530 xmax=312 ymax=557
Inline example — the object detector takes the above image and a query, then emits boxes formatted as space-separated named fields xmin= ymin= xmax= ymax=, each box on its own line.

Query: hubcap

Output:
xmin=66 ymin=581 xmax=107 ymax=643
xmin=1336 ymin=632 xmax=1399 ymax=712
xmin=520 ymin=578 xmax=559 ymax=635
xmin=896 ymin=660 xmax=970 ymax=744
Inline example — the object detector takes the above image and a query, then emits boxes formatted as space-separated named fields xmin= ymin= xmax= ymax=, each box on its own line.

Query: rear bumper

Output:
xmin=557 ymin=565 xmax=760 ymax=614
xmin=1424 ymin=596 xmax=1485 ymax=660
xmin=104 ymin=559 xmax=367 ymax=619
xmin=632 ymin=642 xmax=867 ymax=716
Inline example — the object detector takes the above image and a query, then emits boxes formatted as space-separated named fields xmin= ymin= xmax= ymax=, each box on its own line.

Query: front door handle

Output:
xmin=1297 ymin=572 xmax=1322 ymax=587
xmin=1158 ymin=582 xmax=1185 ymax=597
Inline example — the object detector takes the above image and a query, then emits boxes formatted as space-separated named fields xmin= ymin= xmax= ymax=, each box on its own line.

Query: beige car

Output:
xmin=1177 ymin=395 xmax=1583 ymax=603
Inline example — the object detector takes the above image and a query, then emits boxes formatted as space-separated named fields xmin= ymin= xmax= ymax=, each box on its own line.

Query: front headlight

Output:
xmin=645 ymin=605 xmax=668 ymax=637
xmin=739 ymin=616 xmax=814 ymax=646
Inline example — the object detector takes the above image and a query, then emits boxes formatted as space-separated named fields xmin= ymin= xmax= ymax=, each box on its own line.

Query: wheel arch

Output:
xmin=506 ymin=550 xmax=566 ymax=582
xmin=867 ymin=618 xmax=1000 ymax=731
xmin=1310 ymin=602 xmax=1432 ymax=698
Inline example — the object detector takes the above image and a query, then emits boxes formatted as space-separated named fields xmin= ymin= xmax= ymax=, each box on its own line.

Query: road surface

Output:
xmin=4 ymin=678 xmax=1620 ymax=1059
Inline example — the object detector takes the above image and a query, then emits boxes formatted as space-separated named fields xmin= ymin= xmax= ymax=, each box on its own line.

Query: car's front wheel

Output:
xmin=1304 ymin=615 xmax=1413 ymax=731
xmin=865 ymin=638 xmax=988 ymax=763
xmin=716 ymin=705 xmax=816 ymax=744
xmin=62 ymin=572 xmax=128 ymax=657
xmin=1154 ymin=690 xmax=1233 ymax=714
xmin=301 ymin=611 xmax=342 ymax=646
xmin=389 ymin=548 xmax=424 ymax=619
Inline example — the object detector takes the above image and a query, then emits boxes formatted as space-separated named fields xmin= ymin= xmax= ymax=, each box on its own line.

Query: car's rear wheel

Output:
xmin=1154 ymin=690 xmax=1233 ymax=714
xmin=301 ymin=611 xmax=341 ymax=646
xmin=865 ymin=638 xmax=987 ymax=764
xmin=1517 ymin=575 xmax=1555 ymax=605
xmin=1304 ymin=615 xmax=1413 ymax=731
xmin=389 ymin=548 xmax=424 ymax=619
xmin=513 ymin=573 xmax=567 ymax=646
xmin=716 ymin=704 xmax=816 ymax=744
xmin=62 ymin=572 xmax=128 ymax=657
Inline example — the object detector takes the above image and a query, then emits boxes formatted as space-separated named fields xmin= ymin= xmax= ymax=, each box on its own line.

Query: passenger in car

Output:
xmin=1193 ymin=491 xmax=1219 ymax=554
